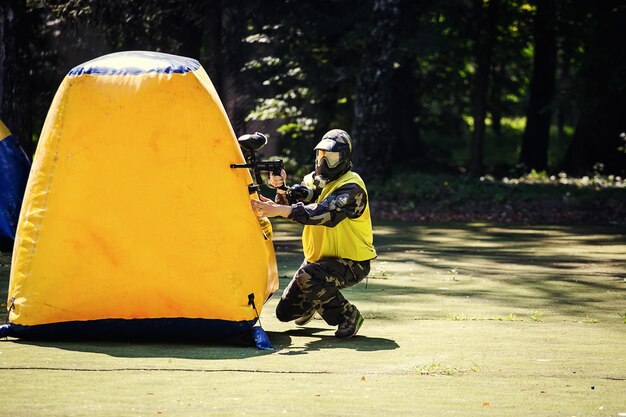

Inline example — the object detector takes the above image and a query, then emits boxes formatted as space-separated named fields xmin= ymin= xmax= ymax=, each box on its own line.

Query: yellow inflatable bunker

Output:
xmin=1 ymin=51 xmax=278 ymax=343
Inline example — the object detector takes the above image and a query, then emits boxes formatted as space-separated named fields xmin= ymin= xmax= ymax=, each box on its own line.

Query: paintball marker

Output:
xmin=285 ymin=184 xmax=315 ymax=204
xmin=230 ymin=132 xmax=286 ymax=195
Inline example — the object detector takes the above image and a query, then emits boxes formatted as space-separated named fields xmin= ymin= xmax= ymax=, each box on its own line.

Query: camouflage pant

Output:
xmin=276 ymin=258 xmax=371 ymax=326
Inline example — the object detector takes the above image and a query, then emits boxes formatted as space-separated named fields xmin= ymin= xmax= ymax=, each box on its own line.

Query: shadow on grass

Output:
xmin=9 ymin=328 xmax=397 ymax=359
xmin=11 ymin=332 xmax=292 ymax=360
xmin=276 ymin=327 xmax=399 ymax=355
xmin=362 ymin=222 xmax=626 ymax=314
xmin=271 ymin=222 xmax=626 ymax=316
xmin=2 ymin=222 xmax=623 ymax=348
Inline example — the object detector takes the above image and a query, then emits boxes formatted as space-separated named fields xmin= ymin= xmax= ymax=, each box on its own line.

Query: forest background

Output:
xmin=1 ymin=0 xmax=625 ymax=223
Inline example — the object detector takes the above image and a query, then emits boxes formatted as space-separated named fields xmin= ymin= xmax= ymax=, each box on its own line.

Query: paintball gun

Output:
xmin=285 ymin=184 xmax=315 ymax=204
xmin=230 ymin=132 xmax=286 ymax=195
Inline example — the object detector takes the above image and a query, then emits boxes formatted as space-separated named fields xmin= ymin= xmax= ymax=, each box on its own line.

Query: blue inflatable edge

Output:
xmin=68 ymin=51 xmax=201 ymax=77
xmin=0 ymin=318 xmax=259 ymax=343
xmin=251 ymin=326 xmax=274 ymax=351
xmin=0 ymin=133 xmax=31 ymax=240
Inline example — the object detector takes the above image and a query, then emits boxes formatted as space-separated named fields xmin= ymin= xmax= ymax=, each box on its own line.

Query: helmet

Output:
xmin=314 ymin=129 xmax=352 ymax=181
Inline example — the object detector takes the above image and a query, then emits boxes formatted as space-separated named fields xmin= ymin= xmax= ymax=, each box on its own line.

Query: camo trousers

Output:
xmin=275 ymin=258 xmax=371 ymax=326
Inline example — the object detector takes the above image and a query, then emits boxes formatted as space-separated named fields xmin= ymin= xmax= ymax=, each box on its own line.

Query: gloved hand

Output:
xmin=267 ymin=169 xmax=287 ymax=191
xmin=251 ymin=194 xmax=292 ymax=218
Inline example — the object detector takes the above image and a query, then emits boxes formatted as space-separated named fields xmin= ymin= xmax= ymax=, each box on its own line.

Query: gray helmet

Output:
xmin=314 ymin=129 xmax=353 ymax=181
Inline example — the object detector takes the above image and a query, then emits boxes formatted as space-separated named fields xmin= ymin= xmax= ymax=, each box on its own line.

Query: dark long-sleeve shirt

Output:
xmin=276 ymin=182 xmax=367 ymax=227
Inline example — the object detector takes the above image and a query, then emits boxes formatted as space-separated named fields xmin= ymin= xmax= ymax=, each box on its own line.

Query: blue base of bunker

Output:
xmin=0 ymin=318 xmax=273 ymax=349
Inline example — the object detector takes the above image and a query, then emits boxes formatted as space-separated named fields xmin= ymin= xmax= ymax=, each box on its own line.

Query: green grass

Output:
xmin=1 ymin=220 xmax=625 ymax=416
xmin=531 ymin=310 xmax=544 ymax=322
xmin=446 ymin=312 xmax=525 ymax=321
xmin=415 ymin=361 xmax=481 ymax=376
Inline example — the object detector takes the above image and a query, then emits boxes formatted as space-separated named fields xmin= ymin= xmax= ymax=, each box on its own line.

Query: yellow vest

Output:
xmin=301 ymin=171 xmax=376 ymax=262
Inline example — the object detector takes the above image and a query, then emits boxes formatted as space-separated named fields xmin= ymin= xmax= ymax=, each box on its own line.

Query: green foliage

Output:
xmin=368 ymin=171 xmax=626 ymax=210
xmin=12 ymin=0 xmax=626 ymax=175
xmin=240 ymin=0 xmax=368 ymax=168
xmin=618 ymin=133 xmax=626 ymax=154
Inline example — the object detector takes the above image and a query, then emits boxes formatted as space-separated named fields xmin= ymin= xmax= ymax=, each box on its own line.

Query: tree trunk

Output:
xmin=469 ymin=0 xmax=499 ymax=175
xmin=519 ymin=0 xmax=557 ymax=172
xmin=351 ymin=0 xmax=400 ymax=180
xmin=561 ymin=2 xmax=626 ymax=175
xmin=0 ymin=0 xmax=32 ymax=156
xmin=391 ymin=0 xmax=423 ymax=168
xmin=206 ymin=0 xmax=224 ymax=100
xmin=556 ymin=55 xmax=570 ymax=142
xmin=490 ymin=61 xmax=504 ymax=139
xmin=207 ymin=2 xmax=251 ymax=136
xmin=391 ymin=59 xmax=422 ymax=167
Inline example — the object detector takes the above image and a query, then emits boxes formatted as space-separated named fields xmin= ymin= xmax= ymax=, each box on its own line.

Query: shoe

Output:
xmin=335 ymin=308 xmax=364 ymax=338
xmin=295 ymin=310 xmax=316 ymax=326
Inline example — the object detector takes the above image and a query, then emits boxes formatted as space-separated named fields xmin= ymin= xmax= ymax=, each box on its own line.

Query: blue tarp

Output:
xmin=0 ymin=133 xmax=30 ymax=241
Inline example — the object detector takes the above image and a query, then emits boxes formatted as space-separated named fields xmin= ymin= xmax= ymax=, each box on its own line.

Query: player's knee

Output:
xmin=275 ymin=301 xmax=291 ymax=322
xmin=295 ymin=270 xmax=314 ymax=291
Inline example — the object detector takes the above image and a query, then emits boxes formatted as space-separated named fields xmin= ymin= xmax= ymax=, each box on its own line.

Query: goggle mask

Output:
xmin=316 ymin=150 xmax=342 ymax=168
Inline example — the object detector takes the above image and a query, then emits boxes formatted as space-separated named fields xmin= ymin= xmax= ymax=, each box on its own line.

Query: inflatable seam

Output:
xmin=18 ymin=81 xmax=70 ymax=298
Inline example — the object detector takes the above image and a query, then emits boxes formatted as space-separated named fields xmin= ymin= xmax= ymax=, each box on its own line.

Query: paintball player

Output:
xmin=251 ymin=129 xmax=376 ymax=338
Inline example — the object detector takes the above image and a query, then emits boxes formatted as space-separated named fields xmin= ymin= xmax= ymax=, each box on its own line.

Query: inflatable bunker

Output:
xmin=0 ymin=120 xmax=30 ymax=246
xmin=0 ymin=51 xmax=278 ymax=346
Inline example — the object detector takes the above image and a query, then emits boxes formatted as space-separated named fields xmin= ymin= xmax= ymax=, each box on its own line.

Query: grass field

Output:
xmin=1 ymin=220 xmax=625 ymax=416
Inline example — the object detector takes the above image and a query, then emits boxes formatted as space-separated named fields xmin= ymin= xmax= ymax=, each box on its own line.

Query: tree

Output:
xmin=244 ymin=0 xmax=370 ymax=170
xmin=519 ymin=0 xmax=557 ymax=172
xmin=388 ymin=0 xmax=438 ymax=170
xmin=554 ymin=0 xmax=585 ymax=144
xmin=42 ymin=0 xmax=258 ymax=133
xmin=13 ymin=0 xmax=624 ymax=176
xmin=352 ymin=0 xmax=400 ymax=179
xmin=469 ymin=0 xmax=499 ymax=175
xmin=488 ymin=1 xmax=534 ymax=141
xmin=0 ymin=0 xmax=32 ymax=155
xmin=561 ymin=1 xmax=626 ymax=175
xmin=203 ymin=1 xmax=261 ymax=134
